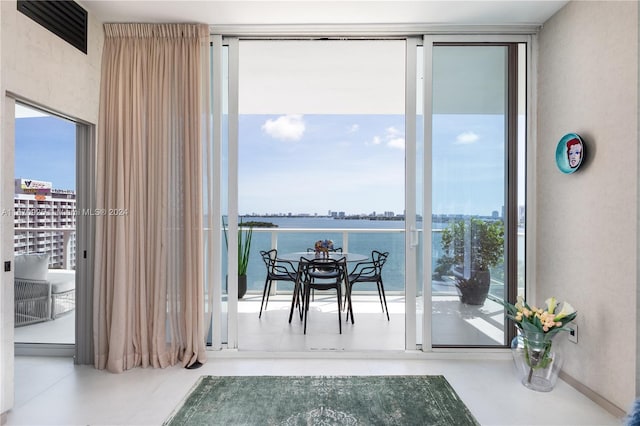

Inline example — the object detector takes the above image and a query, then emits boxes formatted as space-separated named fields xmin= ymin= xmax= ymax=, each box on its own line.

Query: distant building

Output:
xmin=13 ymin=178 xmax=76 ymax=269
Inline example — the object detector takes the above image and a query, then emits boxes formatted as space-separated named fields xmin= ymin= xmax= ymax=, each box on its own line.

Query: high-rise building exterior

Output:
xmin=13 ymin=178 xmax=76 ymax=269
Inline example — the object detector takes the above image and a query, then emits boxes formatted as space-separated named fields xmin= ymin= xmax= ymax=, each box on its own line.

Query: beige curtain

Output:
xmin=94 ymin=23 xmax=211 ymax=373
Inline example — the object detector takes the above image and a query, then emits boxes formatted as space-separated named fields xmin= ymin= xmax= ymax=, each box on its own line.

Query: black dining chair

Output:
xmin=258 ymin=249 xmax=298 ymax=318
xmin=304 ymin=247 xmax=342 ymax=300
xmin=345 ymin=250 xmax=390 ymax=323
xmin=296 ymin=256 xmax=347 ymax=334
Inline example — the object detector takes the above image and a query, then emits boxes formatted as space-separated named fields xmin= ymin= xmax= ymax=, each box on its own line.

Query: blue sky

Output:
xmin=239 ymin=114 xmax=406 ymax=216
xmin=14 ymin=112 xmax=507 ymax=217
xmin=432 ymin=114 xmax=505 ymax=217
xmin=239 ymin=113 xmax=505 ymax=217
xmin=15 ymin=115 xmax=76 ymax=191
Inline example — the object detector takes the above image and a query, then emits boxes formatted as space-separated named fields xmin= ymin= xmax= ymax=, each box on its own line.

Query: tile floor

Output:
xmin=238 ymin=293 xmax=507 ymax=351
xmin=5 ymin=354 xmax=623 ymax=425
xmin=13 ymin=293 xmax=508 ymax=350
xmin=6 ymin=294 xmax=627 ymax=425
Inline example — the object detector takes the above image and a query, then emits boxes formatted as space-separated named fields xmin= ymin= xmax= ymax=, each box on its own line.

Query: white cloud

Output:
xmin=387 ymin=138 xmax=405 ymax=150
xmin=369 ymin=136 xmax=382 ymax=145
xmin=455 ymin=131 xmax=480 ymax=145
xmin=348 ymin=124 xmax=360 ymax=133
xmin=366 ymin=126 xmax=406 ymax=150
xmin=261 ymin=114 xmax=305 ymax=141
xmin=386 ymin=127 xmax=405 ymax=150
xmin=386 ymin=126 xmax=402 ymax=138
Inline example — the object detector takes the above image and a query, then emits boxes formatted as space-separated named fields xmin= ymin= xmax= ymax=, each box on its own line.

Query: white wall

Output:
xmin=0 ymin=0 xmax=102 ymax=415
xmin=536 ymin=0 xmax=638 ymax=412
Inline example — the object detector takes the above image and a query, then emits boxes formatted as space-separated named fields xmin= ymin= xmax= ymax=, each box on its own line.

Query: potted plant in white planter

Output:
xmin=436 ymin=218 xmax=504 ymax=305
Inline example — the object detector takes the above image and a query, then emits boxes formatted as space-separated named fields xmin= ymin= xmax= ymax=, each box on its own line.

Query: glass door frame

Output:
xmin=209 ymin=34 xmax=225 ymax=350
xmin=213 ymin=35 xmax=422 ymax=351
xmin=9 ymin=96 xmax=95 ymax=358
xmin=405 ymin=36 xmax=420 ymax=350
xmin=420 ymin=34 xmax=532 ymax=350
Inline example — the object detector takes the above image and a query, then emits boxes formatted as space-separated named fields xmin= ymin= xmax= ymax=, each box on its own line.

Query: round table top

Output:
xmin=278 ymin=251 xmax=368 ymax=263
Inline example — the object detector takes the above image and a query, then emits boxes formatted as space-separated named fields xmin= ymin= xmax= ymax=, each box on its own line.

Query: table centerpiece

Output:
xmin=314 ymin=239 xmax=334 ymax=258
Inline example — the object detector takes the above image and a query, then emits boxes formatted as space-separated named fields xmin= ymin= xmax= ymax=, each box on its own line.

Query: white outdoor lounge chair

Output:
xmin=14 ymin=253 xmax=75 ymax=326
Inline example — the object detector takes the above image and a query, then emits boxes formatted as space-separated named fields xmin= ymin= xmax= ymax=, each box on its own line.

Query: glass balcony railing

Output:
xmin=217 ymin=227 xmax=523 ymax=297
xmin=12 ymin=225 xmax=521 ymax=297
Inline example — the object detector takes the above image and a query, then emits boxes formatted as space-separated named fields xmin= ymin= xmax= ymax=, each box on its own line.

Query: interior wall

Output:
xmin=536 ymin=0 xmax=638 ymax=412
xmin=0 ymin=0 xmax=102 ymax=415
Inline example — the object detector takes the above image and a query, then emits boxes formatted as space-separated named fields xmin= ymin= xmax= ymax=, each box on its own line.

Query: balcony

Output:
xmin=14 ymin=226 xmax=515 ymax=350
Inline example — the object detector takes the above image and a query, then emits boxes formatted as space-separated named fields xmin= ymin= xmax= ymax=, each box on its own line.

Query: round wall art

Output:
xmin=555 ymin=133 xmax=585 ymax=174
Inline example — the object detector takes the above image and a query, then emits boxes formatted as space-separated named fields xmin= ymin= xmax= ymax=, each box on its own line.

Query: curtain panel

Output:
xmin=94 ymin=23 xmax=210 ymax=373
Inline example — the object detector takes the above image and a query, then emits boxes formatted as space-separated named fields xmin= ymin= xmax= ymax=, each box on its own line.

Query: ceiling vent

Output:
xmin=17 ymin=0 xmax=87 ymax=54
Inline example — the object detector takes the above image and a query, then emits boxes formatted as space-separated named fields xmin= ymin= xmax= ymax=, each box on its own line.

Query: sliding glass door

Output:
xmin=236 ymin=39 xmax=408 ymax=351
xmin=210 ymin=34 xmax=528 ymax=351
xmin=423 ymin=37 xmax=527 ymax=348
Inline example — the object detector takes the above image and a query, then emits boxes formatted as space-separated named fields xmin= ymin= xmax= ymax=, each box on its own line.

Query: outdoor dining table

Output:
xmin=279 ymin=252 xmax=368 ymax=324
xmin=277 ymin=251 xmax=368 ymax=263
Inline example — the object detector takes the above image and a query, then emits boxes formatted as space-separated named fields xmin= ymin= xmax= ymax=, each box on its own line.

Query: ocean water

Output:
xmin=226 ymin=216 xmax=443 ymax=293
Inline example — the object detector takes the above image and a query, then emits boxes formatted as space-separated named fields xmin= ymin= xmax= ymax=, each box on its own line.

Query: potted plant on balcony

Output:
xmin=436 ymin=218 xmax=504 ymax=305
xmin=223 ymin=219 xmax=253 ymax=299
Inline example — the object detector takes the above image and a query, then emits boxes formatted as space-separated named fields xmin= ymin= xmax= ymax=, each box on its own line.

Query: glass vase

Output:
xmin=511 ymin=330 xmax=563 ymax=392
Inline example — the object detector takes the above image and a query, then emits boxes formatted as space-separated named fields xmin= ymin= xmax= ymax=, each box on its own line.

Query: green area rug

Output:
xmin=164 ymin=375 xmax=479 ymax=425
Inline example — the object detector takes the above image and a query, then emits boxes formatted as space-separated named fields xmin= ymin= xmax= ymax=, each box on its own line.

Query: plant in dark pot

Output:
xmin=437 ymin=218 xmax=504 ymax=305
xmin=223 ymin=220 xmax=253 ymax=299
